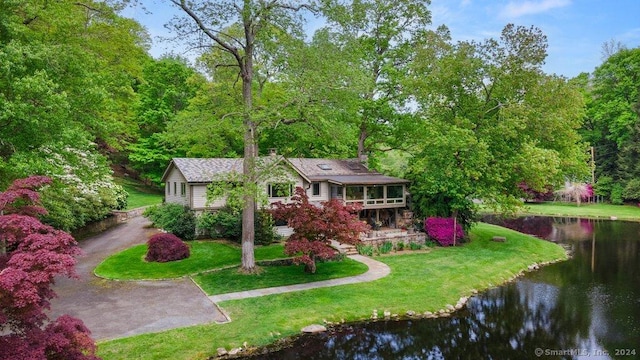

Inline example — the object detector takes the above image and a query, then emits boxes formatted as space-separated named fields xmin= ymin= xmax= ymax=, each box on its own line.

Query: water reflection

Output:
xmin=482 ymin=215 xmax=597 ymax=242
xmin=247 ymin=218 xmax=640 ymax=360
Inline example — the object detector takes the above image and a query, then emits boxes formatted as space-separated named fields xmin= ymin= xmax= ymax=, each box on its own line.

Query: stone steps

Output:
xmin=330 ymin=240 xmax=359 ymax=255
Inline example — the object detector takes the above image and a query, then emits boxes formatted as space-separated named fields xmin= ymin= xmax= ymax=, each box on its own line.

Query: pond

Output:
xmin=245 ymin=217 xmax=640 ymax=359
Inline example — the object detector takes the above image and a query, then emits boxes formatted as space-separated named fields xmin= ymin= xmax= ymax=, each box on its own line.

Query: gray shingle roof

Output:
xmin=163 ymin=157 xmax=409 ymax=184
xmin=287 ymin=158 xmax=370 ymax=177
xmin=287 ymin=158 xmax=408 ymax=184
xmin=169 ymin=158 xmax=242 ymax=182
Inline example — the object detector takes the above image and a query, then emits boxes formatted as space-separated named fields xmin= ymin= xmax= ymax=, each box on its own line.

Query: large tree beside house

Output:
xmin=166 ymin=0 xmax=315 ymax=272
xmin=406 ymin=24 xmax=588 ymax=226
xmin=319 ymin=0 xmax=431 ymax=162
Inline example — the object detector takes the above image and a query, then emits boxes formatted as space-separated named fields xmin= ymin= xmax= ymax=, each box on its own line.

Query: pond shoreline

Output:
xmin=236 ymin=216 xmax=640 ymax=360
xmin=229 ymin=253 xmax=569 ymax=359
xmin=97 ymin=223 xmax=569 ymax=360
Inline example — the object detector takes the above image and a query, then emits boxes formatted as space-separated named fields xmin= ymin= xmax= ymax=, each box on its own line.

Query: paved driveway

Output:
xmin=49 ymin=216 xmax=227 ymax=341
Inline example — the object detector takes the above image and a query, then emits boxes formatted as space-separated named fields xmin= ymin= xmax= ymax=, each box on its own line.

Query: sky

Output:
xmin=125 ymin=0 xmax=640 ymax=78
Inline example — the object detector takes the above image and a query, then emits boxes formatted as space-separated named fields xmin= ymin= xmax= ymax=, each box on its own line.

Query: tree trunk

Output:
xmin=305 ymin=258 xmax=317 ymax=274
xmin=241 ymin=122 xmax=256 ymax=272
xmin=357 ymin=124 xmax=368 ymax=163
xmin=240 ymin=20 xmax=256 ymax=272
xmin=452 ymin=209 xmax=458 ymax=246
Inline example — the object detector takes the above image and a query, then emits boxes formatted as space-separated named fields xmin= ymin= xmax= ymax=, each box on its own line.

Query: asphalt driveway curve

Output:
xmin=47 ymin=214 xmax=393 ymax=343
xmin=48 ymin=215 xmax=228 ymax=341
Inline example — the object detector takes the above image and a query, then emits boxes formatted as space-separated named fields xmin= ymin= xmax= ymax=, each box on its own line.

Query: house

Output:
xmin=160 ymin=156 xmax=410 ymax=228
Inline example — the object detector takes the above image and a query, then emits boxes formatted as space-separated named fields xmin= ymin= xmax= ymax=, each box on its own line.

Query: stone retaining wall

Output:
xmin=73 ymin=207 xmax=149 ymax=240
xmin=72 ymin=215 xmax=120 ymax=240
xmin=361 ymin=230 xmax=426 ymax=247
xmin=112 ymin=206 xmax=149 ymax=222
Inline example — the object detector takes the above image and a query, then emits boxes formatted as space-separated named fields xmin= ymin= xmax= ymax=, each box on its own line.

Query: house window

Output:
xmin=173 ymin=182 xmax=177 ymax=195
xmin=366 ymin=186 xmax=384 ymax=199
xmin=366 ymin=186 xmax=385 ymax=205
xmin=312 ymin=182 xmax=321 ymax=196
xmin=346 ymin=186 xmax=364 ymax=200
xmin=387 ymin=185 xmax=404 ymax=203
xmin=166 ymin=182 xmax=170 ymax=195
xmin=330 ymin=185 xmax=343 ymax=199
xmin=180 ymin=183 xmax=186 ymax=197
xmin=268 ymin=183 xmax=292 ymax=198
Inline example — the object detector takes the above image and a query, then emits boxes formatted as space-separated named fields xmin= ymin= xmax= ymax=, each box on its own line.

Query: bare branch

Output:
xmin=170 ymin=0 xmax=244 ymax=69
xmin=214 ymin=63 xmax=240 ymax=69
xmin=221 ymin=111 xmax=243 ymax=121
xmin=73 ymin=2 xmax=105 ymax=13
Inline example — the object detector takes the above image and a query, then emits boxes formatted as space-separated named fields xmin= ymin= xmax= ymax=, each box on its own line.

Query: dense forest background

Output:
xmin=1 ymin=0 xmax=638 ymax=231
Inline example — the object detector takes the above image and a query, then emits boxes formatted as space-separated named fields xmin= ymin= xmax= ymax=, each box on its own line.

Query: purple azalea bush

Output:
xmin=425 ymin=217 xmax=465 ymax=246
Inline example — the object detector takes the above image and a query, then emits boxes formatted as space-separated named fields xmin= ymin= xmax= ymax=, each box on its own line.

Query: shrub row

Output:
xmin=197 ymin=207 xmax=279 ymax=245
xmin=144 ymin=203 xmax=278 ymax=245
xmin=144 ymin=203 xmax=197 ymax=240
xmin=356 ymin=240 xmax=429 ymax=256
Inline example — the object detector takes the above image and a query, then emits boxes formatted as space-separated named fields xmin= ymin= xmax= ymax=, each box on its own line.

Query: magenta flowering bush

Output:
xmin=424 ymin=217 xmax=465 ymax=246
xmin=582 ymin=183 xmax=594 ymax=200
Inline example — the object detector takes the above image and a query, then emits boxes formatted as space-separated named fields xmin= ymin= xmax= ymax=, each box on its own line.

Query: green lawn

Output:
xmin=194 ymin=258 xmax=368 ymax=295
xmin=518 ymin=202 xmax=640 ymax=220
xmin=115 ymin=177 xmax=163 ymax=210
xmin=94 ymin=242 xmax=287 ymax=280
xmin=97 ymin=223 xmax=567 ymax=360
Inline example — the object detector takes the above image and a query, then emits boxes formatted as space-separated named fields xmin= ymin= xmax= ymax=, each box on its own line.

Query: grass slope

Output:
xmin=97 ymin=223 xmax=567 ymax=360
xmin=115 ymin=177 xmax=163 ymax=210
xmin=520 ymin=202 xmax=640 ymax=220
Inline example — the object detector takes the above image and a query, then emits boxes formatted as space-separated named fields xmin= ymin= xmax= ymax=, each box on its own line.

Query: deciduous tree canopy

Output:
xmin=405 ymin=24 xmax=588 ymax=224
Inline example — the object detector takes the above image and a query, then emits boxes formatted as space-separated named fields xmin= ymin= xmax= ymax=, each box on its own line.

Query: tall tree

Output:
xmin=128 ymin=56 xmax=204 ymax=185
xmin=582 ymin=47 xmax=640 ymax=182
xmin=166 ymin=0 xmax=314 ymax=272
xmin=407 ymin=24 xmax=588 ymax=224
xmin=319 ymin=0 xmax=431 ymax=162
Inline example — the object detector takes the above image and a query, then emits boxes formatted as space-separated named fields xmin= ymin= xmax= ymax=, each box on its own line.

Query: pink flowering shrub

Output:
xmin=424 ymin=217 xmax=465 ymax=246
xmin=145 ymin=233 xmax=190 ymax=263
xmin=582 ymin=183 xmax=594 ymax=201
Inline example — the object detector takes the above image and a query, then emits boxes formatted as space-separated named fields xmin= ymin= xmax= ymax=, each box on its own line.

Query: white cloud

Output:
xmin=619 ymin=27 xmax=640 ymax=44
xmin=500 ymin=0 xmax=571 ymax=18
xmin=429 ymin=4 xmax=455 ymax=25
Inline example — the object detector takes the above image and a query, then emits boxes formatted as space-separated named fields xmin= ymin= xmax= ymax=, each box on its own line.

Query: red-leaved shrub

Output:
xmin=1 ymin=176 xmax=98 ymax=360
xmin=145 ymin=233 xmax=190 ymax=263
xmin=270 ymin=187 xmax=369 ymax=274
xmin=424 ymin=217 xmax=465 ymax=246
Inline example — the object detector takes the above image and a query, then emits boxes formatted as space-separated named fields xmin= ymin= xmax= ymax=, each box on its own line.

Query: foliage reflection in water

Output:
xmin=245 ymin=217 xmax=639 ymax=359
